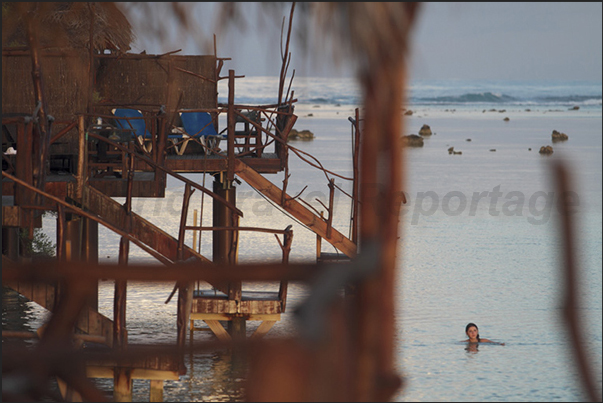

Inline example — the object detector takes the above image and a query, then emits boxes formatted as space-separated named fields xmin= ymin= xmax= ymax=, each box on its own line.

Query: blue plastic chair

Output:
xmin=179 ymin=111 xmax=226 ymax=154
xmin=112 ymin=108 xmax=152 ymax=151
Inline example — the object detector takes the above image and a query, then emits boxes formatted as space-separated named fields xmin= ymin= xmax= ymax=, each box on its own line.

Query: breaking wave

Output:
xmin=415 ymin=92 xmax=517 ymax=104
xmin=218 ymin=76 xmax=602 ymax=108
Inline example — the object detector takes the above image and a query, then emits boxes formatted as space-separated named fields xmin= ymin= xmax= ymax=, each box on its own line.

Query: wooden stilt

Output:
xmin=65 ymin=215 xmax=82 ymax=261
xmin=176 ymin=281 xmax=193 ymax=348
xmin=212 ymin=175 xmax=246 ymax=340
xmin=113 ymin=367 xmax=133 ymax=402
xmin=114 ymin=237 xmax=130 ymax=401
xmin=192 ymin=209 xmax=198 ymax=253
xmin=149 ymin=380 xmax=164 ymax=402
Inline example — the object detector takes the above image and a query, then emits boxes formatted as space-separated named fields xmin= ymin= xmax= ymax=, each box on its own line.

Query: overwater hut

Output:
xmin=2 ymin=3 xmax=363 ymax=401
xmin=2 ymin=3 xmax=513 ymax=403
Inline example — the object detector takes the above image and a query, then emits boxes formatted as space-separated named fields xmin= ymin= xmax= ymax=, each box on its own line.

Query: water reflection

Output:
xmin=465 ymin=342 xmax=479 ymax=354
xmin=183 ymin=349 xmax=246 ymax=402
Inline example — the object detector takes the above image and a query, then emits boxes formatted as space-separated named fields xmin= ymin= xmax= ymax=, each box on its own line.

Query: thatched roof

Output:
xmin=2 ymin=2 xmax=134 ymax=52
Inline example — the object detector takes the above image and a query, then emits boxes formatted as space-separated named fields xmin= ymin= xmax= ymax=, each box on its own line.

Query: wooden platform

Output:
xmin=190 ymin=289 xmax=283 ymax=341
xmin=192 ymin=289 xmax=283 ymax=316
xmin=88 ymin=171 xmax=163 ymax=198
xmin=89 ymin=153 xmax=282 ymax=198
xmin=162 ymin=152 xmax=282 ymax=174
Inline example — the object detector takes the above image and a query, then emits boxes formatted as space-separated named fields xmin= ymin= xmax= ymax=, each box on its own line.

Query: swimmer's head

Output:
xmin=465 ymin=322 xmax=480 ymax=342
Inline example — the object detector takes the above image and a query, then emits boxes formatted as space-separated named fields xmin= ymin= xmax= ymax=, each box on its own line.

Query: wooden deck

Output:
xmin=190 ymin=289 xmax=283 ymax=342
xmin=192 ymin=289 xmax=283 ymax=315
xmin=89 ymin=153 xmax=282 ymax=198
xmin=163 ymin=152 xmax=282 ymax=174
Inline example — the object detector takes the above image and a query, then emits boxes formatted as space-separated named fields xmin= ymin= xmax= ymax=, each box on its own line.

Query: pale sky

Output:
xmin=128 ymin=2 xmax=603 ymax=82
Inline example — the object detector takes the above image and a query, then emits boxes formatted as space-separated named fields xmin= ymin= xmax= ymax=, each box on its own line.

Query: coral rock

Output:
xmin=539 ymin=145 xmax=554 ymax=155
xmin=418 ymin=124 xmax=432 ymax=136
xmin=551 ymin=130 xmax=568 ymax=142
xmin=402 ymin=134 xmax=424 ymax=147
xmin=288 ymin=129 xmax=315 ymax=142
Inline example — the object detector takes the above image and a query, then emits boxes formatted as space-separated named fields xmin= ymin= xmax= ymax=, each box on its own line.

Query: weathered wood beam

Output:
xmin=234 ymin=159 xmax=357 ymax=258
xmin=250 ymin=321 xmax=276 ymax=340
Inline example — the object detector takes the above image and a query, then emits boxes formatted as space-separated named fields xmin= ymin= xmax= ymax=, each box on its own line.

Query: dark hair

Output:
xmin=465 ymin=322 xmax=481 ymax=342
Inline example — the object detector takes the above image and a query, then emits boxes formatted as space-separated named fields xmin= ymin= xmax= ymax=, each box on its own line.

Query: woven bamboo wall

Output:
xmin=2 ymin=51 xmax=217 ymax=152
xmin=2 ymin=51 xmax=90 ymax=121
xmin=95 ymin=54 xmax=216 ymax=111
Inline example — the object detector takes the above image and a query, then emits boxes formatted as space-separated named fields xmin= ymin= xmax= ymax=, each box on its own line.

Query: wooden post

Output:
xmin=26 ymin=12 xmax=50 ymax=198
xmin=124 ymin=153 xmax=134 ymax=214
xmin=192 ymin=209 xmax=198 ymax=253
xmin=81 ymin=216 xmax=99 ymax=311
xmin=227 ymin=70 xmax=236 ymax=182
xmin=113 ymin=236 xmax=131 ymax=401
xmin=352 ymin=56 xmax=407 ymax=401
xmin=212 ymin=175 xmax=244 ymax=339
xmin=149 ymin=380 xmax=164 ymax=402
xmin=177 ymin=184 xmax=193 ymax=261
xmin=56 ymin=204 xmax=66 ymax=261
xmin=114 ymin=237 xmax=128 ymax=348
xmin=351 ymin=108 xmax=361 ymax=244
xmin=76 ymin=115 xmax=86 ymax=200
xmin=15 ymin=119 xmax=34 ymax=207
xmin=176 ymin=281 xmax=193 ymax=349
xmin=65 ymin=214 xmax=82 ymax=262
xmin=87 ymin=3 xmax=95 ymax=116
xmin=278 ymin=226 xmax=293 ymax=312
xmin=176 ymin=184 xmax=194 ymax=349
xmin=327 ymin=179 xmax=335 ymax=239
xmin=156 ymin=113 xmax=167 ymax=195
xmin=113 ymin=368 xmax=133 ymax=402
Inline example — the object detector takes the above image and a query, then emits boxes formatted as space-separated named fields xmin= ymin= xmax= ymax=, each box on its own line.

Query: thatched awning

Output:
xmin=2 ymin=2 xmax=134 ymax=52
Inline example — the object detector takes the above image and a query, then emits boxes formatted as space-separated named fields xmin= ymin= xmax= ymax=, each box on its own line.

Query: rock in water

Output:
xmin=287 ymin=129 xmax=315 ymax=142
xmin=551 ymin=130 xmax=568 ymax=142
xmin=418 ymin=124 xmax=432 ymax=136
xmin=402 ymin=134 xmax=424 ymax=147
xmin=539 ymin=145 xmax=554 ymax=155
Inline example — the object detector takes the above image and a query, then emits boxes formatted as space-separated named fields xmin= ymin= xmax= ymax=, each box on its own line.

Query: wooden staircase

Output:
xmin=80 ymin=184 xmax=229 ymax=294
xmin=234 ymin=159 xmax=357 ymax=259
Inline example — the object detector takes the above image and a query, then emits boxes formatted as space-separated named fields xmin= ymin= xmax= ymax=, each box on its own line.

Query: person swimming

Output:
xmin=463 ymin=322 xmax=505 ymax=345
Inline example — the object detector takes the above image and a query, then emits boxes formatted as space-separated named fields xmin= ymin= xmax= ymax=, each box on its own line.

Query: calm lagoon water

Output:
xmin=3 ymin=79 xmax=602 ymax=401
